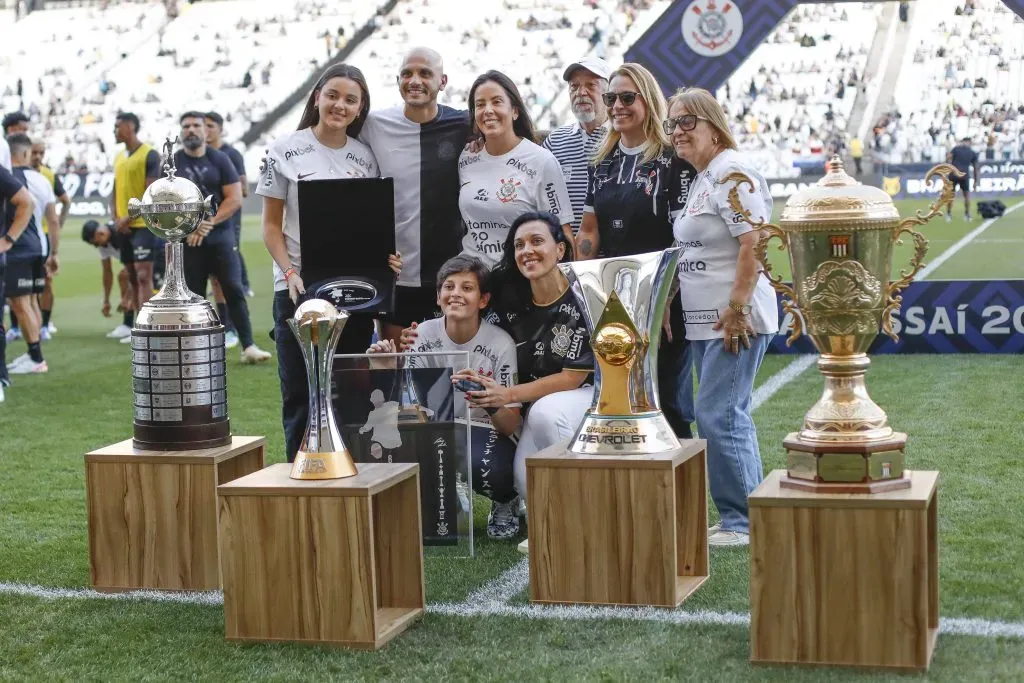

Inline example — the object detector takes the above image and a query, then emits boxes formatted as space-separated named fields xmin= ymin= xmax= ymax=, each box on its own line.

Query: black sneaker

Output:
xmin=487 ymin=497 xmax=521 ymax=539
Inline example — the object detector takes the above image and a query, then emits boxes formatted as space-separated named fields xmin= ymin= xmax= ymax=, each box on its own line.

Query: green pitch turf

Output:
xmin=1 ymin=208 xmax=1023 ymax=680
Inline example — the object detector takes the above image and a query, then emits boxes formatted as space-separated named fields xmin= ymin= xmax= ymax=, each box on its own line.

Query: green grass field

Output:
xmin=1 ymin=203 xmax=1023 ymax=681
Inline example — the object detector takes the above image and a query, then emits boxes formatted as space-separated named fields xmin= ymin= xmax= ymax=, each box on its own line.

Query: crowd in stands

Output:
xmin=715 ymin=2 xmax=879 ymax=178
xmin=874 ymin=0 xmax=1024 ymax=165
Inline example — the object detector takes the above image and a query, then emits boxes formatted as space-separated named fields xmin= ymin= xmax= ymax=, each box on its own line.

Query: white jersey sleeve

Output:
xmin=709 ymin=156 xmax=772 ymax=239
xmin=537 ymin=149 xmax=574 ymax=227
xmin=256 ymin=137 xmax=289 ymax=200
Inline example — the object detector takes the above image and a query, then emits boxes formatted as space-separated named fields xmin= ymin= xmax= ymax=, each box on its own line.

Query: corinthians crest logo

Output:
xmin=550 ymin=324 xmax=573 ymax=357
xmin=497 ymin=177 xmax=522 ymax=203
xmin=681 ymin=0 xmax=744 ymax=57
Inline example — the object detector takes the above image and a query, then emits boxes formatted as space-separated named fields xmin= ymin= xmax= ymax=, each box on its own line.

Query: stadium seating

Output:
xmin=881 ymin=0 xmax=1024 ymax=163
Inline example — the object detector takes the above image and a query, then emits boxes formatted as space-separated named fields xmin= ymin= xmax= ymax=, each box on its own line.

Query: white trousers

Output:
xmin=513 ymin=386 xmax=593 ymax=501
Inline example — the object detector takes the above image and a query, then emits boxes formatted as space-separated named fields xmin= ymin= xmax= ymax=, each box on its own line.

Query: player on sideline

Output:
xmin=206 ymin=111 xmax=250 ymax=348
xmin=357 ymin=47 xmax=471 ymax=344
xmin=369 ymin=254 xmax=523 ymax=539
xmin=111 ymin=112 xmax=162 ymax=343
xmin=3 ymin=112 xmax=30 ymax=342
xmin=81 ymin=219 xmax=138 ymax=339
xmin=946 ymin=137 xmax=979 ymax=222
xmin=0 ymin=164 xmax=35 ymax=400
xmin=4 ymin=134 xmax=55 ymax=374
xmin=30 ymin=138 xmax=70 ymax=338
xmin=174 ymin=112 xmax=270 ymax=365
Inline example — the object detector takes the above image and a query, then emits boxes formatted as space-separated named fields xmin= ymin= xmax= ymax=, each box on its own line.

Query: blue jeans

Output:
xmin=692 ymin=333 xmax=772 ymax=533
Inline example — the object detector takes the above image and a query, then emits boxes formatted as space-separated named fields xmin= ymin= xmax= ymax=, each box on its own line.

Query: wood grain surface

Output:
xmin=750 ymin=469 xmax=939 ymax=671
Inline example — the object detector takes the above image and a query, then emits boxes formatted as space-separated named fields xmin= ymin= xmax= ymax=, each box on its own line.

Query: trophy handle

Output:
xmin=721 ymin=171 xmax=804 ymax=346
xmin=880 ymin=163 xmax=958 ymax=341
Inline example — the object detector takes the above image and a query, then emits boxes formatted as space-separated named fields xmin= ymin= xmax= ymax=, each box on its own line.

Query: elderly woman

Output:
xmin=665 ymin=87 xmax=778 ymax=547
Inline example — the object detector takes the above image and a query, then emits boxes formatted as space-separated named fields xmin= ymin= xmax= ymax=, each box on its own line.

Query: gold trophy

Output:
xmin=733 ymin=157 xmax=959 ymax=492
xmin=561 ymin=248 xmax=683 ymax=455
xmin=289 ymin=299 xmax=358 ymax=479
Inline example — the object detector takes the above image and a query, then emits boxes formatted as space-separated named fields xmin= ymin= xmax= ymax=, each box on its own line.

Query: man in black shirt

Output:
xmin=0 ymin=164 xmax=36 ymax=390
xmin=205 ymin=111 xmax=252 ymax=298
xmin=174 ymin=111 xmax=270 ymax=364
xmin=947 ymin=137 xmax=980 ymax=221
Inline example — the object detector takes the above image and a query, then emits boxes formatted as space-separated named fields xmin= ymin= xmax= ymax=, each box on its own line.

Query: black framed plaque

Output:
xmin=298 ymin=177 xmax=396 ymax=315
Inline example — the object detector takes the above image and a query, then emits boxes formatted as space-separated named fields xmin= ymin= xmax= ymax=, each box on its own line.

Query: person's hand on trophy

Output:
xmin=457 ymin=369 xmax=513 ymax=410
xmin=398 ymin=321 xmax=419 ymax=351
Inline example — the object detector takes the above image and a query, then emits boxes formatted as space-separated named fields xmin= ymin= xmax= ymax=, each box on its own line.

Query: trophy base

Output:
xmin=569 ymin=412 xmax=680 ymax=456
xmin=133 ymin=420 xmax=231 ymax=452
xmin=290 ymin=450 xmax=359 ymax=480
xmin=781 ymin=431 xmax=911 ymax=493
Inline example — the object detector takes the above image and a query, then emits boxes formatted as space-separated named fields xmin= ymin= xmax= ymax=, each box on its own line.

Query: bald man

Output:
xmin=357 ymin=47 xmax=472 ymax=342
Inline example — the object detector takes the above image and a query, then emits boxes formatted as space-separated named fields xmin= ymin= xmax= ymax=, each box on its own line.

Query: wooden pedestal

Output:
xmin=527 ymin=440 xmax=708 ymax=607
xmin=750 ymin=469 xmax=939 ymax=671
xmin=218 ymin=462 xmax=424 ymax=650
xmin=85 ymin=435 xmax=265 ymax=592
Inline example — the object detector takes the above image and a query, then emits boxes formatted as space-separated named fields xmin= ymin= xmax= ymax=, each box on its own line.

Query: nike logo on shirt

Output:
xmin=298 ymin=172 xmax=317 ymax=179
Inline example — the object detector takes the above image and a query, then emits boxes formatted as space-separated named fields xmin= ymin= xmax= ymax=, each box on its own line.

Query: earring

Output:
xmin=713 ymin=137 xmax=719 ymax=144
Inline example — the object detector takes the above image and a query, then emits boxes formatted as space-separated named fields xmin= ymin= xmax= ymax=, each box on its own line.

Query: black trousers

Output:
xmin=470 ymin=429 xmax=518 ymax=504
xmin=272 ymin=290 xmax=375 ymax=462
xmin=658 ymin=293 xmax=694 ymax=439
xmin=0 ymin=260 xmax=7 ymax=386
xmin=183 ymin=229 xmax=254 ymax=348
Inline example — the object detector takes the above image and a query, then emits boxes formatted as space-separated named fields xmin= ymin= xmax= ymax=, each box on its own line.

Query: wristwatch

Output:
xmin=2 ymin=234 xmax=15 ymax=245
xmin=728 ymin=300 xmax=752 ymax=316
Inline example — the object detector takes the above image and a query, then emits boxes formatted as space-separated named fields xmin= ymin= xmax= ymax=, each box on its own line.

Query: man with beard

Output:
xmin=357 ymin=47 xmax=472 ymax=343
xmin=110 ymin=112 xmax=162 ymax=332
xmin=541 ymin=57 xmax=612 ymax=235
xmin=173 ymin=112 xmax=270 ymax=364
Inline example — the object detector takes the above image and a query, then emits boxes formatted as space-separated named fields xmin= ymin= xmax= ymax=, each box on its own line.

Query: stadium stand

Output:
xmin=874 ymin=0 xmax=1024 ymax=164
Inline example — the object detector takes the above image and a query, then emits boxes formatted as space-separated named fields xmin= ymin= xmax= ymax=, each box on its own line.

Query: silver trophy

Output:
xmin=288 ymin=299 xmax=358 ymax=479
xmin=561 ymin=248 xmax=683 ymax=455
xmin=127 ymin=138 xmax=230 ymax=451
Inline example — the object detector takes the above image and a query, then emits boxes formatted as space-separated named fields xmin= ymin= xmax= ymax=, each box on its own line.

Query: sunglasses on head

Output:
xmin=602 ymin=91 xmax=640 ymax=107
xmin=662 ymin=114 xmax=708 ymax=135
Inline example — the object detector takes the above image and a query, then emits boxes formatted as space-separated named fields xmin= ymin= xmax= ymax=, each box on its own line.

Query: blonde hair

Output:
xmin=666 ymin=87 xmax=737 ymax=151
xmin=593 ymin=63 xmax=670 ymax=165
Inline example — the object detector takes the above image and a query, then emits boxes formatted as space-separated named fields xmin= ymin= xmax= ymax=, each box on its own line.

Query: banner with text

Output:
xmin=880 ymin=159 xmax=1024 ymax=199
xmin=768 ymin=280 xmax=1024 ymax=354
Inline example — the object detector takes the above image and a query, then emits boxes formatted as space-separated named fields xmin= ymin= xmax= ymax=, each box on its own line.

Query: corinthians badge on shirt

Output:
xmin=497 ymin=177 xmax=522 ymax=203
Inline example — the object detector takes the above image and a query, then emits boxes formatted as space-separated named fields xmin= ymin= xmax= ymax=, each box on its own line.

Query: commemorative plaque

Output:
xmin=127 ymin=139 xmax=230 ymax=450
xmin=298 ymin=178 xmax=396 ymax=316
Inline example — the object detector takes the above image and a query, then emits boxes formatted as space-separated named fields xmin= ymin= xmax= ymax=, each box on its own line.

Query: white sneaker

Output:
xmin=8 ymin=358 xmax=48 ymax=374
xmin=106 ymin=324 xmax=132 ymax=339
xmin=6 ymin=353 xmax=29 ymax=369
xmin=46 ymin=322 xmax=57 ymax=334
xmin=240 ymin=344 xmax=271 ymax=364
xmin=517 ymin=538 xmax=529 ymax=555
xmin=945 ymin=213 xmax=952 ymax=223
xmin=5 ymin=327 xmax=20 ymax=342
xmin=0 ymin=384 xmax=5 ymax=403
xmin=120 ymin=335 xmax=133 ymax=344
xmin=709 ymin=530 xmax=750 ymax=547
xmin=39 ymin=327 xmax=51 ymax=341
xmin=224 ymin=330 xmax=240 ymax=349
xmin=245 ymin=288 xmax=255 ymax=298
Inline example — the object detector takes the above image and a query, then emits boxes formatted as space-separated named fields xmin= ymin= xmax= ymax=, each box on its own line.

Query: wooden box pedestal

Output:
xmin=750 ymin=469 xmax=939 ymax=671
xmin=85 ymin=436 xmax=265 ymax=592
xmin=526 ymin=440 xmax=708 ymax=607
xmin=217 ymin=463 xmax=424 ymax=650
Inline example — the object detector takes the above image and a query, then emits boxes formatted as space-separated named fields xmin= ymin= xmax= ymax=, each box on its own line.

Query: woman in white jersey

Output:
xmin=667 ymin=87 xmax=778 ymax=547
xmin=457 ymin=70 xmax=574 ymax=268
xmin=259 ymin=63 xmax=402 ymax=463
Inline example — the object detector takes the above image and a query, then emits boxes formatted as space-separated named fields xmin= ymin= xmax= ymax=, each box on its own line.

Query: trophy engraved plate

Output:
xmin=127 ymin=138 xmax=231 ymax=451
xmin=744 ymin=156 xmax=959 ymax=492
xmin=561 ymin=248 xmax=683 ymax=455
xmin=289 ymin=299 xmax=359 ymax=479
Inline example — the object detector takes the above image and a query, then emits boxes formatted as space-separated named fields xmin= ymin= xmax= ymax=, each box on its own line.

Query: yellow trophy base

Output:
xmin=781 ymin=432 xmax=911 ymax=494
xmin=290 ymin=449 xmax=358 ymax=480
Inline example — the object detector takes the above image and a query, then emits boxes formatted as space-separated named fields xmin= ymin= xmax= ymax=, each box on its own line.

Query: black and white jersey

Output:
xmin=486 ymin=286 xmax=593 ymax=384
xmin=359 ymin=105 xmax=470 ymax=288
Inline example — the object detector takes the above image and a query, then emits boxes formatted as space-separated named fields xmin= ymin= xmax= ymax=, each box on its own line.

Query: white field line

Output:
xmin=917 ymin=200 xmax=1024 ymax=279
xmin=464 ymin=559 xmax=529 ymax=605
xmin=3 ymin=581 xmax=1024 ymax=640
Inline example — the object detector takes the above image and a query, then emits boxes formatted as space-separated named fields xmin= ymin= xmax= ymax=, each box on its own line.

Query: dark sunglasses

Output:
xmin=602 ymin=91 xmax=640 ymax=107
xmin=662 ymin=114 xmax=708 ymax=135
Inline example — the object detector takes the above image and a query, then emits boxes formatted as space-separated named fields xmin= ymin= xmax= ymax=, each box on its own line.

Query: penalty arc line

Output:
xmin=2 ymin=581 xmax=1024 ymax=640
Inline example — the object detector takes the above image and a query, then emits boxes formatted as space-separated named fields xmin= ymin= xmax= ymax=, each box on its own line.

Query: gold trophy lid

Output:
xmin=781 ymin=155 xmax=898 ymax=226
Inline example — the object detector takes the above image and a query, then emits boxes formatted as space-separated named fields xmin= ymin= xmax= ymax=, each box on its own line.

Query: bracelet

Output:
xmin=283 ymin=266 xmax=298 ymax=280
xmin=2 ymin=234 xmax=15 ymax=245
